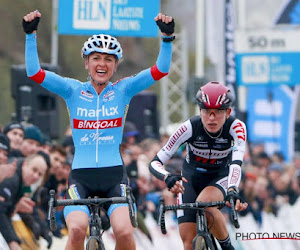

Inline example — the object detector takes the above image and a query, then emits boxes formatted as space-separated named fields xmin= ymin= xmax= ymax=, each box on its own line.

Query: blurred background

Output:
xmin=1 ymin=0 xmax=300 ymax=249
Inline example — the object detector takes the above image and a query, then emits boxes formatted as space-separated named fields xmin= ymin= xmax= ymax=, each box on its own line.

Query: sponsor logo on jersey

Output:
xmin=103 ymin=90 xmax=115 ymax=102
xmin=216 ymin=177 xmax=228 ymax=192
xmin=73 ymin=117 xmax=122 ymax=129
xmin=196 ymin=136 xmax=204 ymax=141
xmin=190 ymin=144 xmax=231 ymax=159
xmin=193 ymin=142 xmax=208 ymax=148
xmin=79 ymin=96 xmax=93 ymax=102
xmin=77 ymin=106 xmax=118 ymax=117
xmin=215 ymin=137 xmax=228 ymax=143
xmin=81 ymin=90 xmax=94 ymax=98
xmin=229 ymin=167 xmax=241 ymax=185
xmin=232 ymin=122 xmax=246 ymax=141
xmin=166 ymin=125 xmax=187 ymax=151
xmin=80 ymin=133 xmax=115 ymax=144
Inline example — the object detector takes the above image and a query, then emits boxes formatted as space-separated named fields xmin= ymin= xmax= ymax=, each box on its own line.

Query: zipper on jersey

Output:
xmin=96 ymin=94 xmax=100 ymax=165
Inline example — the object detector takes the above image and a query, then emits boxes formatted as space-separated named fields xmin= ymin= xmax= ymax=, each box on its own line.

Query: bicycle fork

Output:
xmin=193 ymin=210 xmax=216 ymax=250
xmin=90 ymin=206 xmax=102 ymax=236
xmin=86 ymin=205 xmax=105 ymax=250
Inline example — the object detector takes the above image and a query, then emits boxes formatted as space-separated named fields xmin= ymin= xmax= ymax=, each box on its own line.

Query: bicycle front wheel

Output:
xmin=86 ymin=237 xmax=105 ymax=250
xmin=193 ymin=235 xmax=214 ymax=250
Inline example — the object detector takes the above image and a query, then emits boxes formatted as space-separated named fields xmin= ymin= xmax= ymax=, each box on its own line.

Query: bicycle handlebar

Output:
xmin=229 ymin=198 xmax=240 ymax=229
xmin=158 ymin=198 xmax=239 ymax=234
xmin=47 ymin=190 xmax=57 ymax=231
xmin=126 ymin=187 xmax=138 ymax=228
xmin=47 ymin=187 xmax=137 ymax=231
xmin=158 ymin=198 xmax=167 ymax=234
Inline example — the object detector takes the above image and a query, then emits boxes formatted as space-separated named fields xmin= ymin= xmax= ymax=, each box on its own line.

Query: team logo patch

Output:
xmin=68 ymin=184 xmax=80 ymax=199
xmin=103 ymin=90 xmax=115 ymax=102
xmin=215 ymin=137 xmax=228 ymax=143
xmin=196 ymin=136 xmax=204 ymax=141
xmin=81 ymin=90 xmax=94 ymax=99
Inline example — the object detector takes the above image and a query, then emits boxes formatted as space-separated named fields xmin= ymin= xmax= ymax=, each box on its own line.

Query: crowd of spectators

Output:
xmin=0 ymin=120 xmax=299 ymax=249
xmin=0 ymin=122 xmax=72 ymax=249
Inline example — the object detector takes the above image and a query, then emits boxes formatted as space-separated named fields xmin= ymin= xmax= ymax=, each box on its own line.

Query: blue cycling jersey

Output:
xmin=25 ymin=33 xmax=172 ymax=170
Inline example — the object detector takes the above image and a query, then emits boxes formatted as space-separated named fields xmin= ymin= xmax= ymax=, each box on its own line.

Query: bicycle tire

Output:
xmin=86 ymin=237 xmax=105 ymax=250
xmin=193 ymin=235 xmax=216 ymax=250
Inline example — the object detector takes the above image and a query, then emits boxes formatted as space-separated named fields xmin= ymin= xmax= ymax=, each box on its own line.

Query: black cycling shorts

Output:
xmin=64 ymin=166 xmax=129 ymax=218
xmin=177 ymin=161 xmax=229 ymax=224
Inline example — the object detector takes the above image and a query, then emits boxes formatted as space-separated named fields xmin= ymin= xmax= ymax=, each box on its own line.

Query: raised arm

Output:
xmin=121 ymin=13 xmax=175 ymax=96
xmin=23 ymin=10 xmax=76 ymax=99
xmin=23 ymin=10 xmax=42 ymax=78
xmin=151 ymin=13 xmax=175 ymax=79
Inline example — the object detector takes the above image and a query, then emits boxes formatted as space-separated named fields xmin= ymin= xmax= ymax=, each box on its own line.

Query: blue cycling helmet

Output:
xmin=81 ymin=34 xmax=123 ymax=60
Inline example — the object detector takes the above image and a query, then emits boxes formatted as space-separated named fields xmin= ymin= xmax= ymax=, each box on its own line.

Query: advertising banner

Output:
xmin=58 ymin=0 xmax=160 ymax=37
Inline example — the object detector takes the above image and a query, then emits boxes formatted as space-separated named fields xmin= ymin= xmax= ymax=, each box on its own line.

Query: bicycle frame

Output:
xmin=158 ymin=199 xmax=239 ymax=250
xmin=194 ymin=208 xmax=217 ymax=250
xmin=47 ymin=188 xmax=137 ymax=250
xmin=87 ymin=202 xmax=105 ymax=250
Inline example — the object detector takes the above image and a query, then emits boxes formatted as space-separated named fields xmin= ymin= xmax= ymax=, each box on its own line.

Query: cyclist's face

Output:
xmin=86 ymin=52 xmax=118 ymax=85
xmin=200 ymin=108 xmax=231 ymax=133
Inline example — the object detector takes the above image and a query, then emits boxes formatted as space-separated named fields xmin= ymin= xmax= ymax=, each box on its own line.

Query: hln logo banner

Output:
xmin=73 ymin=0 xmax=112 ymax=30
xmin=58 ymin=0 xmax=160 ymax=37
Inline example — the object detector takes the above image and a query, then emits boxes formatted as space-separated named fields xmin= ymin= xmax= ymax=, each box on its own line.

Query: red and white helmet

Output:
xmin=195 ymin=81 xmax=233 ymax=109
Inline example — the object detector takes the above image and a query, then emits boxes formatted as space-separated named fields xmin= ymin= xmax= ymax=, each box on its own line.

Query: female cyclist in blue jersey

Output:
xmin=150 ymin=82 xmax=248 ymax=250
xmin=23 ymin=10 xmax=175 ymax=250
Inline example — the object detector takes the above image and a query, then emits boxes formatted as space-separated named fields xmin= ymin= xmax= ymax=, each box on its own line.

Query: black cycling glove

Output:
xmin=164 ymin=174 xmax=182 ymax=189
xmin=225 ymin=189 xmax=244 ymax=205
xmin=156 ymin=19 xmax=175 ymax=35
xmin=22 ymin=17 xmax=40 ymax=34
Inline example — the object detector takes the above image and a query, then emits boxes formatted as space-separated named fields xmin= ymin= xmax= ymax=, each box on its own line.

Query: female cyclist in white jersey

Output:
xmin=150 ymin=82 xmax=248 ymax=250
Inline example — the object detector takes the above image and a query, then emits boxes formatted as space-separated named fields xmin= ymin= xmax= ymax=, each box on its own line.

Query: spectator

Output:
xmin=137 ymin=138 xmax=161 ymax=181
xmin=254 ymin=176 xmax=275 ymax=214
xmin=0 ymin=133 xmax=17 ymax=183
xmin=17 ymin=125 xmax=44 ymax=158
xmin=40 ymin=133 xmax=53 ymax=155
xmin=239 ymin=172 xmax=262 ymax=225
xmin=272 ymin=151 xmax=284 ymax=164
xmin=62 ymin=135 xmax=74 ymax=157
xmin=255 ymin=152 xmax=272 ymax=176
xmin=250 ymin=142 xmax=265 ymax=159
xmin=3 ymin=123 xmax=24 ymax=158
xmin=267 ymin=162 xmax=298 ymax=206
xmin=0 ymin=154 xmax=47 ymax=250
xmin=123 ymin=121 xmax=140 ymax=145
xmin=0 ymin=133 xmax=10 ymax=165
xmin=41 ymin=145 xmax=67 ymax=210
